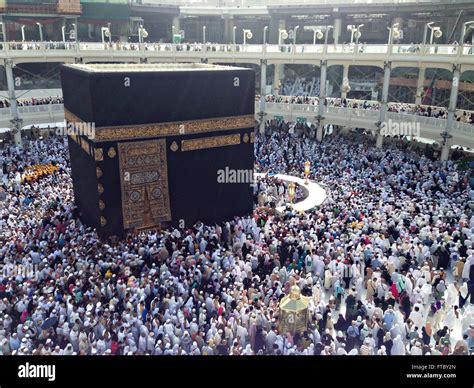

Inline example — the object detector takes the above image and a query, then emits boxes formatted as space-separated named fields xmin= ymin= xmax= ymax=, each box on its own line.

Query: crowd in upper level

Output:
xmin=261 ymin=95 xmax=474 ymax=124
xmin=0 ymin=97 xmax=63 ymax=109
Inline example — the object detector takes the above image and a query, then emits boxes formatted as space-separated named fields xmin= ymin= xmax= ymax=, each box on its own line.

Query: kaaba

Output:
xmin=60 ymin=63 xmax=255 ymax=239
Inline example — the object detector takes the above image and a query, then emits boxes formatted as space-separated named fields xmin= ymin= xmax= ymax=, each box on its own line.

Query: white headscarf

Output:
xmin=445 ymin=283 xmax=458 ymax=305
xmin=391 ymin=334 xmax=406 ymax=355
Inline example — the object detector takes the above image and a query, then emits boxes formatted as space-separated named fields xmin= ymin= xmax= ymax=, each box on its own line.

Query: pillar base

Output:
xmin=376 ymin=134 xmax=383 ymax=148
xmin=259 ymin=120 xmax=266 ymax=135
xmin=316 ymin=127 xmax=323 ymax=141
xmin=440 ymin=144 xmax=450 ymax=161
xmin=340 ymin=126 xmax=350 ymax=134
xmin=13 ymin=131 xmax=22 ymax=146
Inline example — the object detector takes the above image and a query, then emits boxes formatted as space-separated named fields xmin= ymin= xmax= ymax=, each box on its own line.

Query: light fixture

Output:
xmin=288 ymin=182 xmax=296 ymax=204
xmin=304 ymin=161 xmax=311 ymax=184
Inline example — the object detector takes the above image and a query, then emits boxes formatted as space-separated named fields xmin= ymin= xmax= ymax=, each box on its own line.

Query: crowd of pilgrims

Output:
xmin=0 ymin=125 xmax=473 ymax=356
xmin=255 ymin=176 xmax=306 ymax=208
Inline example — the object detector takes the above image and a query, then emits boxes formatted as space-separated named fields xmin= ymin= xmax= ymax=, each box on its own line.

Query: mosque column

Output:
xmin=341 ymin=64 xmax=349 ymax=99
xmin=376 ymin=61 xmax=391 ymax=149
xmin=172 ymin=15 xmax=181 ymax=39
xmin=259 ymin=59 xmax=267 ymax=134
xmin=392 ymin=16 xmax=404 ymax=43
xmin=333 ymin=17 xmax=342 ymax=44
xmin=88 ymin=23 xmax=94 ymax=40
xmin=278 ymin=18 xmax=286 ymax=40
xmin=316 ymin=59 xmax=327 ymax=142
xmin=273 ymin=19 xmax=286 ymax=94
xmin=223 ymin=16 xmax=234 ymax=44
xmin=440 ymin=64 xmax=460 ymax=161
xmin=268 ymin=16 xmax=280 ymax=44
xmin=74 ymin=17 xmax=78 ymax=42
xmin=5 ymin=59 xmax=22 ymax=147
xmin=392 ymin=17 xmax=403 ymax=28
xmin=273 ymin=63 xmax=284 ymax=95
xmin=415 ymin=66 xmax=425 ymax=105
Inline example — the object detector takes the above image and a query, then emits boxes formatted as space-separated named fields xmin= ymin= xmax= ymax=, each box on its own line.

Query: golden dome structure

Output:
xmin=278 ymin=285 xmax=310 ymax=335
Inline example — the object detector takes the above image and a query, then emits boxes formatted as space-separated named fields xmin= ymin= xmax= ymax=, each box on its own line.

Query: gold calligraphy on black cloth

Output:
xmin=118 ymin=139 xmax=171 ymax=230
xmin=64 ymin=108 xmax=255 ymax=142
xmin=181 ymin=134 xmax=241 ymax=152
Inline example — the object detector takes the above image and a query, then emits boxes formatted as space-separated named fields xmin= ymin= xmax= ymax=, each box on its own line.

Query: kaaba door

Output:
xmin=118 ymin=139 xmax=172 ymax=231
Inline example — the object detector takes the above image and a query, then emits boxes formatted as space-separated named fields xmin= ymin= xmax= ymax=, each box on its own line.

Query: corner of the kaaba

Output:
xmin=165 ymin=126 xmax=255 ymax=228
xmin=66 ymin=134 xmax=101 ymax=233
xmin=162 ymin=66 xmax=256 ymax=229
xmin=68 ymin=135 xmax=127 ymax=239
xmin=94 ymin=140 xmax=127 ymax=239
xmin=60 ymin=64 xmax=94 ymax=123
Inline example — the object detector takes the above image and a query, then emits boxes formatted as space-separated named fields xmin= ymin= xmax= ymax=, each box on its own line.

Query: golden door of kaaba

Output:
xmin=118 ymin=139 xmax=172 ymax=230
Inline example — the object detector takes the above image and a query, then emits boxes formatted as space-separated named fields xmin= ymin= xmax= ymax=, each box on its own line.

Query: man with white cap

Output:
xmin=9 ymin=333 xmax=20 ymax=351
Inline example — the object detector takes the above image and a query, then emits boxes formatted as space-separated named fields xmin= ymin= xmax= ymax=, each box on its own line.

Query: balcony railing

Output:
xmin=0 ymin=103 xmax=62 ymax=116
xmin=139 ymin=0 xmax=473 ymax=6
xmin=260 ymin=101 xmax=474 ymax=137
xmin=0 ymin=41 xmax=472 ymax=58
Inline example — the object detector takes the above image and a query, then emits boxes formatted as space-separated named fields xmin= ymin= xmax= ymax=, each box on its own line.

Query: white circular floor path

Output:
xmin=255 ymin=173 xmax=327 ymax=212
